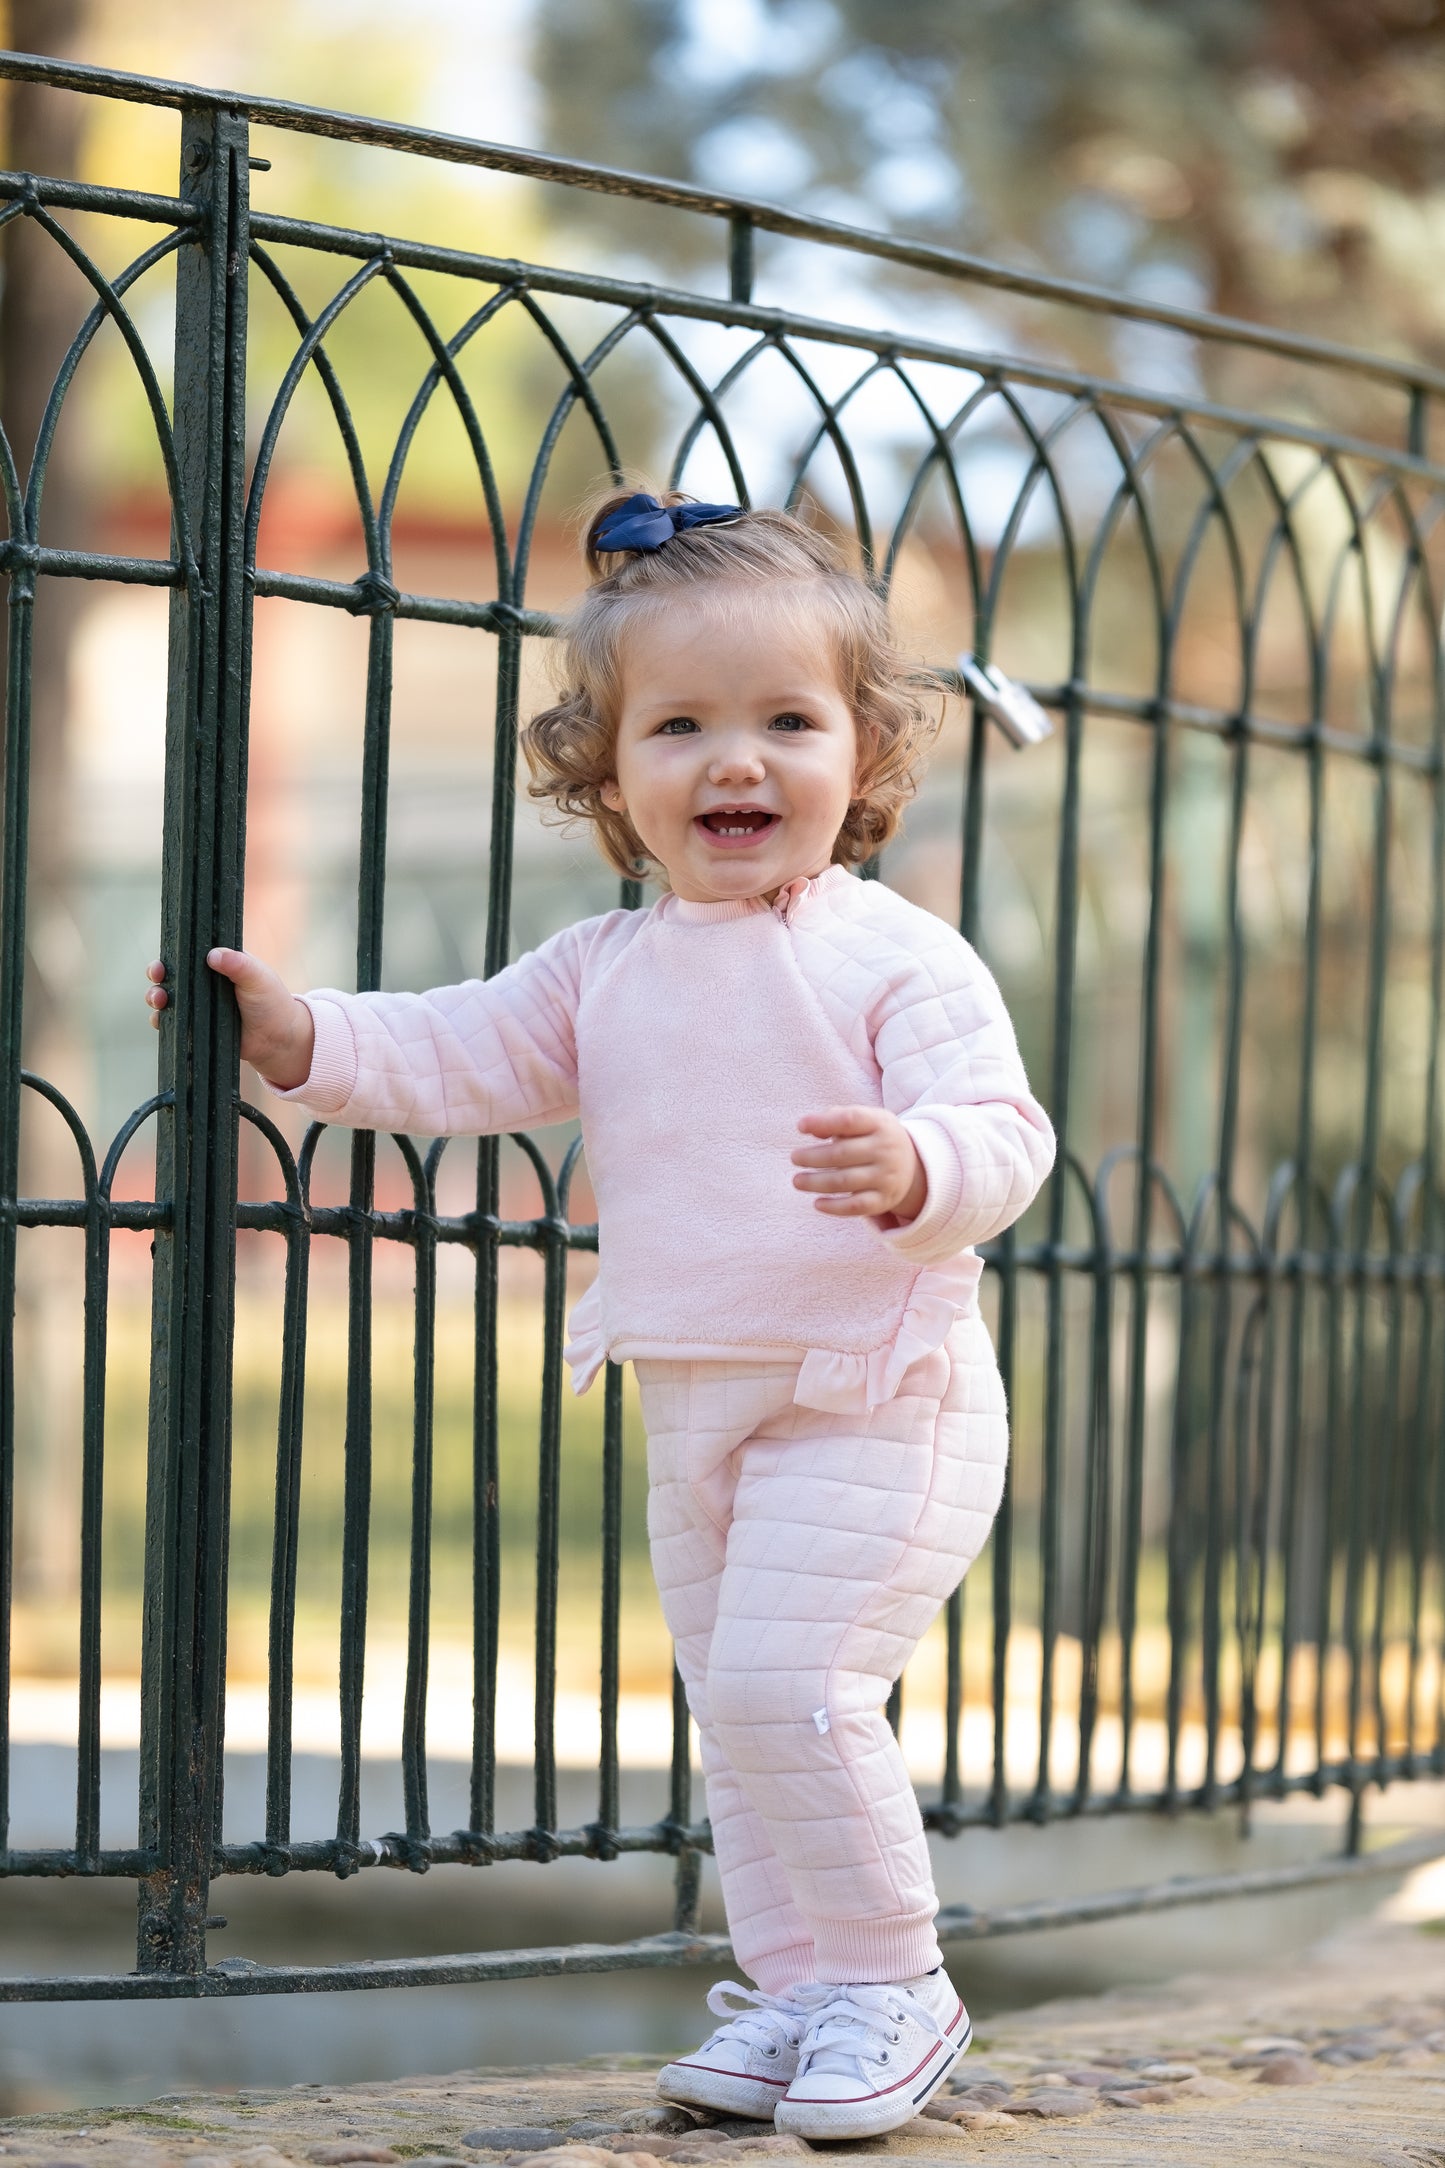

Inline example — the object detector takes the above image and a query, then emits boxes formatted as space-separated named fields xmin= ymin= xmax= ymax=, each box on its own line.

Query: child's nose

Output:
xmin=707 ymin=734 xmax=766 ymax=783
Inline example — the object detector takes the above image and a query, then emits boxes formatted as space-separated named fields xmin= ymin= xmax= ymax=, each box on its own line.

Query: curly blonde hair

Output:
xmin=521 ymin=487 xmax=942 ymax=880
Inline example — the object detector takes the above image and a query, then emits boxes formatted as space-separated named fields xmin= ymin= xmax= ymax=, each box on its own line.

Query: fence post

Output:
xmin=136 ymin=104 xmax=251 ymax=1975
xmin=0 ymin=336 xmax=36 ymax=1878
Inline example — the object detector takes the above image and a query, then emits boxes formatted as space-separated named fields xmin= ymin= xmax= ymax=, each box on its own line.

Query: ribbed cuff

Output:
xmin=265 ymin=994 xmax=358 ymax=1115
xmin=809 ymin=1907 xmax=942 ymax=1986
xmin=746 ymin=1938 xmax=821 ymax=1997
xmin=877 ymin=1114 xmax=965 ymax=1263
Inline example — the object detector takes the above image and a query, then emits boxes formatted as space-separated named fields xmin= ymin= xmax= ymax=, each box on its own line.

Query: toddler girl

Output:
xmin=144 ymin=490 xmax=1053 ymax=2140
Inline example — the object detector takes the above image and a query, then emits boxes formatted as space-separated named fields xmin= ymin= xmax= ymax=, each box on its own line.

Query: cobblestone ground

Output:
xmin=5 ymin=1907 xmax=1442 ymax=2168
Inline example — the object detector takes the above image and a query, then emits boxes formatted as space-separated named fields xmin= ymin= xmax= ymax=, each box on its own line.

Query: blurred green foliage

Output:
xmin=97 ymin=1295 xmax=653 ymax=1612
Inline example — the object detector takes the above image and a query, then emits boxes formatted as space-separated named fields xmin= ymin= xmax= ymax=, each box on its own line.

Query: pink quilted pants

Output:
xmin=637 ymin=1314 xmax=1008 ymax=1995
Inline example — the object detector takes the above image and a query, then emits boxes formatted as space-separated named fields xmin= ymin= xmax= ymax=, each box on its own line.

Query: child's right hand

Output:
xmin=143 ymin=949 xmax=316 ymax=1091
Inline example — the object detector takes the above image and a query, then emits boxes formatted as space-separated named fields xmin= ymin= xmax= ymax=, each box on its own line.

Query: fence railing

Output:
xmin=0 ymin=50 xmax=1443 ymax=2002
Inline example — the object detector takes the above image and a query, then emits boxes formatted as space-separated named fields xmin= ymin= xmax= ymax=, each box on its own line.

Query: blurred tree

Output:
xmin=535 ymin=0 xmax=1445 ymax=402
xmin=1 ymin=0 xmax=92 ymax=1065
xmin=0 ymin=0 xmax=95 ymax=1604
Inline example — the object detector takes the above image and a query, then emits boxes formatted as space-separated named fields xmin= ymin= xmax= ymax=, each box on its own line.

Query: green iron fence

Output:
xmin=1 ymin=50 xmax=1444 ymax=2002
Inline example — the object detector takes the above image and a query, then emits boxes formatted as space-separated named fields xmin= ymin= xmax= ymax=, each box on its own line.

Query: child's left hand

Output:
xmin=792 ymin=1106 xmax=927 ymax=1224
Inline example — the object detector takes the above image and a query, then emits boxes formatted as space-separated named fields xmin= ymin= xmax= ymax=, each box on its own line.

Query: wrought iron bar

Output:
xmin=3 ymin=1829 xmax=1443 ymax=2003
xmin=133 ymin=104 xmax=251 ymax=1979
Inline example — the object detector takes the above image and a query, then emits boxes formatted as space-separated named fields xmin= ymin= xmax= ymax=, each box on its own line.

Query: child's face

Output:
xmin=601 ymin=588 xmax=860 ymax=904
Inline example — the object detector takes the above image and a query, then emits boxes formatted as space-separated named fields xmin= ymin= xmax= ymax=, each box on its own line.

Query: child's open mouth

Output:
xmin=696 ymin=808 xmax=780 ymax=845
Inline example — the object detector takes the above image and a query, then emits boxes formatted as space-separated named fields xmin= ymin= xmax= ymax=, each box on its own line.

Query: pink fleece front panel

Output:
xmin=575 ymin=901 xmax=918 ymax=1362
xmin=639 ymin=1314 xmax=1008 ymax=1994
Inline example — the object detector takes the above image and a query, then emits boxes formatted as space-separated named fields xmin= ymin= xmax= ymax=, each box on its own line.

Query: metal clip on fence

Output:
xmin=956 ymin=653 xmax=1055 ymax=748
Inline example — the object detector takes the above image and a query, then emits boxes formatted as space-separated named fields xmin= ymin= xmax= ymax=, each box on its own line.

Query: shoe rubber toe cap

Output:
xmin=779 ymin=2073 xmax=876 ymax=2102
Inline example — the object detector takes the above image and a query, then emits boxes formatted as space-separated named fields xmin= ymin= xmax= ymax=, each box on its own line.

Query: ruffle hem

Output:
xmin=563 ymin=1250 xmax=985 ymax=1416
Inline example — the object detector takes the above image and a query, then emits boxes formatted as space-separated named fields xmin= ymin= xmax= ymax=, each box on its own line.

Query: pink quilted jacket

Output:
xmin=274 ymin=864 xmax=1054 ymax=1410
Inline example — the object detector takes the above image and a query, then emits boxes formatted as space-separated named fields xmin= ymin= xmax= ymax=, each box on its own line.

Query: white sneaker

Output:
xmin=657 ymin=1980 xmax=826 ymax=2119
xmin=774 ymin=1968 xmax=971 ymax=2140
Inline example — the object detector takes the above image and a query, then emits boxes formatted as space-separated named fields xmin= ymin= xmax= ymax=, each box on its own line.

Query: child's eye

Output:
xmin=656 ymin=716 xmax=699 ymax=736
xmin=770 ymin=712 xmax=812 ymax=732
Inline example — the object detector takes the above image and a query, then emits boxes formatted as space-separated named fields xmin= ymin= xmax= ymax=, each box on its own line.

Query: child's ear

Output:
xmin=601 ymin=779 xmax=626 ymax=812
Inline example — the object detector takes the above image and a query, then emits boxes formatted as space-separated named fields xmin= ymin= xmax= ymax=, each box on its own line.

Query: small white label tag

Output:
xmin=812 ymin=1708 xmax=830 ymax=1735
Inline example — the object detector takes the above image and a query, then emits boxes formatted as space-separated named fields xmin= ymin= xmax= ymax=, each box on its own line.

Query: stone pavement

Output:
xmin=3 ymin=1903 xmax=1442 ymax=2168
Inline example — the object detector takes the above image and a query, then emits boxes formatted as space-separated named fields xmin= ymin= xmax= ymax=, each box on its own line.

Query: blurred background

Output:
xmin=3 ymin=0 xmax=1445 ymax=2113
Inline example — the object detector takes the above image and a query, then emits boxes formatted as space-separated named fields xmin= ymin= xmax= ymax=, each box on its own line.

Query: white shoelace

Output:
xmin=795 ymin=1982 xmax=946 ymax=2078
xmin=699 ymin=1979 xmax=823 ymax=2059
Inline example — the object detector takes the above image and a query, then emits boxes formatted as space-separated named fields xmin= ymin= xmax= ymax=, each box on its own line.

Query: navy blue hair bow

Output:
xmin=593 ymin=491 xmax=743 ymax=553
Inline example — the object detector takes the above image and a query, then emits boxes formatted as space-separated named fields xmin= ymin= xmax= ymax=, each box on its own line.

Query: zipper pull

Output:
xmin=773 ymin=876 xmax=810 ymax=924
